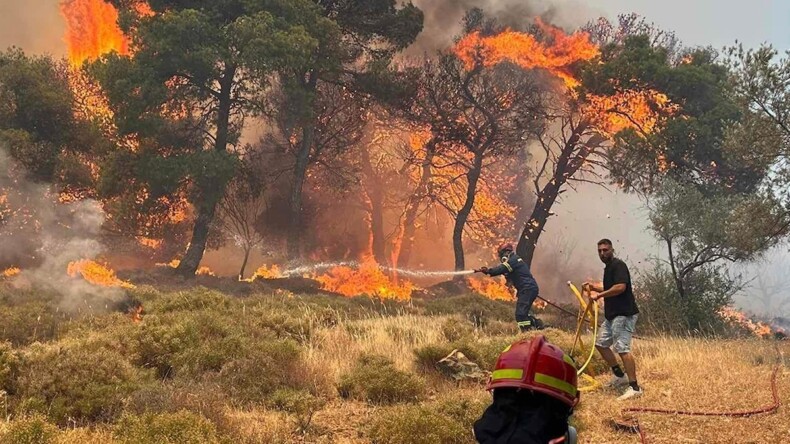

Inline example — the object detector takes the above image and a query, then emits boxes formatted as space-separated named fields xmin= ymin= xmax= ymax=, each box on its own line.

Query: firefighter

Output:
xmin=474 ymin=335 xmax=579 ymax=444
xmin=475 ymin=243 xmax=543 ymax=332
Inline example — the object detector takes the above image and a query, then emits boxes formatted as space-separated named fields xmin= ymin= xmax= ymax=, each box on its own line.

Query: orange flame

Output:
xmin=2 ymin=267 xmax=21 ymax=278
xmin=584 ymin=89 xmax=679 ymax=136
xmin=454 ymin=18 xmax=599 ymax=88
xmin=718 ymin=306 xmax=773 ymax=338
xmin=467 ymin=277 xmax=514 ymax=301
xmin=155 ymin=259 xmax=181 ymax=268
xmin=155 ymin=259 xmax=215 ymax=276
xmin=67 ymin=259 xmax=135 ymax=288
xmin=196 ymin=266 xmax=215 ymax=277
xmin=250 ymin=264 xmax=283 ymax=281
xmin=60 ymin=0 xmax=129 ymax=66
xmin=315 ymin=257 xmax=413 ymax=300
xmin=129 ymin=304 xmax=143 ymax=322
xmin=60 ymin=0 xmax=152 ymax=66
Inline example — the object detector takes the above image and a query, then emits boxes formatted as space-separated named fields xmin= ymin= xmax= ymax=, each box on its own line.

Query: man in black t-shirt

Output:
xmin=583 ymin=239 xmax=642 ymax=401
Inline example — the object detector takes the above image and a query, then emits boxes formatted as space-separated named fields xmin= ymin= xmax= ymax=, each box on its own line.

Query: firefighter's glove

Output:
xmin=475 ymin=266 xmax=489 ymax=274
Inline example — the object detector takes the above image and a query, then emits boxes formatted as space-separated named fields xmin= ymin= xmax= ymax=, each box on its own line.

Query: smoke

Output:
xmin=0 ymin=145 xmax=124 ymax=313
xmin=0 ymin=1 xmax=66 ymax=58
xmin=404 ymin=0 xmax=599 ymax=56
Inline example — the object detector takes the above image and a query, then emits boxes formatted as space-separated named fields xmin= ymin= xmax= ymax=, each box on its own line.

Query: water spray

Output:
xmin=275 ymin=261 xmax=475 ymax=279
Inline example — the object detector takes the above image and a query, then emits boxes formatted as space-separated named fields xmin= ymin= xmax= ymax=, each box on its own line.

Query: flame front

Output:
xmin=315 ymin=257 xmax=413 ymax=300
xmin=250 ymin=264 xmax=283 ymax=281
xmin=67 ymin=259 xmax=135 ymax=288
xmin=454 ymin=19 xmax=599 ymax=88
xmin=60 ymin=0 xmax=129 ymax=66
xmin=467 ymin=277 xmax=514 ymax=301
xmin=718 ymin=306 xmax=773 ymax=338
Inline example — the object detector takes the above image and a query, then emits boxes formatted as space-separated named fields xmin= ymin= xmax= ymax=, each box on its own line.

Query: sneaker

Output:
xmin=617 ymin=386 xmax=643 ymax=401
xmin=605 ymin=374 xmax=628 ymax=387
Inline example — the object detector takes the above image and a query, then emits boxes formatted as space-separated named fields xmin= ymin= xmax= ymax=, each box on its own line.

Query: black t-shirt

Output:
xmin=602 ymin=258 xmax=639 ymax=320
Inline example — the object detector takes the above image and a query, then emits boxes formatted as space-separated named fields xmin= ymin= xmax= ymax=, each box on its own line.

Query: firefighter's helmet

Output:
xmin=487 ymin=335 xmax=579 ymax=407
xmin=496 ymin=242 xmax=514 ymax=258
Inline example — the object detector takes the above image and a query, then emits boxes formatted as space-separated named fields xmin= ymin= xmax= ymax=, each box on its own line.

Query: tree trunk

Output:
xmin=452 ymin=153 xmax=484 ymax=272
xmin=177 ymin=65 xmax=236 ymax=276
xmin=360 ymin=143 xmax=386 ymax=263
xmin=238 ymin=245 xmax=251 ymax=281
xmin=516 ymin=125 xmax=603 ymax=267
xmin=392 ymin=139 xmax=436 ymax=268
xmin=286 ymin=72 xmax=318 ymax=259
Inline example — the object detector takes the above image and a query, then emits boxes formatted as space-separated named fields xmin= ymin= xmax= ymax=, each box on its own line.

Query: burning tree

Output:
xmin=275 ymin=0 xmax=423 ymax=259
xmin=401 ymin=51 xmax=544 ymax=271
xmin=90 ymin=0 xmax=317 ymax=276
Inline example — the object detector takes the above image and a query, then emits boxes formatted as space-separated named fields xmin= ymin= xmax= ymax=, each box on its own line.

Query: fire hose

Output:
xmin=620 ymin=341 xmax=784 ymax=444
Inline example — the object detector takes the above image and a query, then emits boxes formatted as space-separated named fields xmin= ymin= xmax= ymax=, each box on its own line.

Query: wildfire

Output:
xmin=196 ymin=266 xmax=215 ymax=277
xmin=60 ymin=0 xmax=153 ymax=66
xmin=250 ymin=264 xmax=283 ymax=281
xmin=467 ymin=277 xmax=513 ymax=301
xmin=129 ymin=304 xmax=143 ymax=322
xmin=67 ymin=259 xmax=135 ymax=288
xmin=2 ymin=267 xmax=21 ymax=278
xmin=155 ymin=259 xmax=215 ymax=276
xmin=718 ymin=306 xmax=773 ymax=338
xmin=315 ymin=257 xmax=413 ymax=300
xmin=584 ymin=88 xmax=679 ymax=136
xmin=454 ymin=18 xmax=599 ymax=88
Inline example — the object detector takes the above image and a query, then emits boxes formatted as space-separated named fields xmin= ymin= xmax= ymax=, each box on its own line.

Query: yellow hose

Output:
xmin=567 ymin=282 xmax=602 ymax=392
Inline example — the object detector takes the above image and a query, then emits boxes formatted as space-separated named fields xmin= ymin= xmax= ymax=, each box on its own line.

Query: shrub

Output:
xmin=114 ymin=411 xmax=219 ymax=444
xmin=268 ymin=388 xmax=326 ymax=432
xmin=338 ymin=354 xmax=424 ymax=404
xmin=0 ymin=302 xmax=63 ymax=346
xmin=441 ymin=318 xmax=475 ymax=342
xmin=148 ymin=288 xmax=233 ymax=314
xmin=368 ymin=405 xmax=470 ymax=444
xmin=219 ymin=339 xmax=306 ymax=405
xmin=15 ymin=341 xmax=150 ymax=424
xmin=637 ymin=265 xmax=734 ymax=336
xmin=0 ymin=342 xmax=19 ymax=394
xmin=0 ymin=415 xmax=58 ymax=444
xmin=420 ymin=295 xmax=512 ymax=327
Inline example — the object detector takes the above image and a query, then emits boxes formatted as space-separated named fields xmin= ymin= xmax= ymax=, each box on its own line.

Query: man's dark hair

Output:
xmin=597 ymin=238 xmax=613 ymax=247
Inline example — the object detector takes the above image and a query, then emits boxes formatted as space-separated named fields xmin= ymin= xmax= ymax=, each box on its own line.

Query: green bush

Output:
xmin=368 ymin=405 xmax=471 ymax=444
xmin=219 ymin=339 xmax=306 ymax=405
xmin=114 ymin=411 xmax=219 ymax=444
xmin=133 ymin=311 xmax=251 ymax=379
xmin=441 ymin=318 xmax=475 ymax=342
xmin=268 ymin=388 xmax=326 ymax=432
xmin=0 ymin=302 xmax=63 ymax=346
xmin=248 ymin=308 xmax=312 ymax=342
xmin=435 ymin=397 xmax=489 ymax=427
xmin=147 ymin=288 xmax=233 ymax=314
xmin=125 ymin=383 xmax=229 ymax=431
xmin=0 ymin=415 xmax=58 ymax=444
xmin=338 ymin=354 xmax=424 ymax=404
xmin=414 ymin=337 xmax=512 ymax=374
xmin=637 ymin=265 xmax=735 ymax=336
xmin=15 ymin=341 xmax=150 ymax=424
xmin=0 ymin=341 xmax=20 ymax=394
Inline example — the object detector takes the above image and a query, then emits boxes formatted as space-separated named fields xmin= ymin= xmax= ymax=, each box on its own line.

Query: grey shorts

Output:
xmin=595 ymin=314 xmax=638 ymax=354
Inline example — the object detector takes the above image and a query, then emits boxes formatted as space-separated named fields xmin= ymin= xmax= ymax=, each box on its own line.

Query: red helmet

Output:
xmin=487 ymin=335 xmax=579 ymax=407
xmin=496 ymin=242 xmax=514 ymax=257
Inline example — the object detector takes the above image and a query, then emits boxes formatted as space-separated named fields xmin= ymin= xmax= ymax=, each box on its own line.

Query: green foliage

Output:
xmin=0 ymin=415 xmax=58 ymax=444
xmin=15 ymin=341 xmax=151 ymax=424
xmin=218 ymin=338 xmax=306 ymax=405
xmin=338 ymin=354 xmax=425 ymax=404
xmin=115 ymin=410 xmax=219 ymax=444
xmin=0 ymin=301 xmax=62 ymax=346
xmin=0 ymin=341 xmax=20 ymax=395
xmin=637 ymin=264 xmax=736 ymax=335
xmin=367 ymin=404 xmax=471 ymax=444
xmin=441 ymin=318 xmax=476 ymax=342
xmin=268 ymin=388 xmax=326 ymax=432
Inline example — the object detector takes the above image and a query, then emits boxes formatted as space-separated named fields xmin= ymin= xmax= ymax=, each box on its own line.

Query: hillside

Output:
xmin=0 ymin=282 xmax=787 ymax=444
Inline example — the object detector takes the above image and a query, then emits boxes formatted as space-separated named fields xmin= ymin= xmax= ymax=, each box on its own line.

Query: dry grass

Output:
xmin=301 ymin=314 xmax=790 ymax=443
xmin=0 ymin=287 xmax=787 ymax=443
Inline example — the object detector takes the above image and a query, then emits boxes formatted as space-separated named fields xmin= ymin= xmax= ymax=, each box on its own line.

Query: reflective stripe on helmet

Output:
xmin=563 ymin=354 xmax=575 ymax=367
xmin=491 ymin=368 xmax=524 ymax=380
xmin=535 ymin=372 xmax=578 ymax=398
